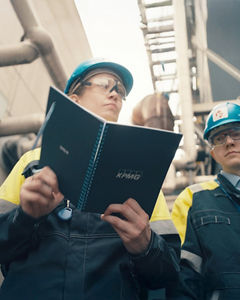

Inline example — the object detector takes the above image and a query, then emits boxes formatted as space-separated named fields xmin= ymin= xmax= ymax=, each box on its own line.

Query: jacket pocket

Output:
xmin=192 ymin=214 xmax=230 ymax=229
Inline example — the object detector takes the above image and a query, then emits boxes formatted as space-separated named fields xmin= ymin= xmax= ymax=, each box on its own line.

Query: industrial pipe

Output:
xmin=0 ymin=42 xmax=39 ymax=66
xmin=0 ymin=114 xmax=44 ymax=136
xmin=2 ymin=0 xmax=68 ymax=91
xmin=172 ymin=0 xmax=197 ymax=169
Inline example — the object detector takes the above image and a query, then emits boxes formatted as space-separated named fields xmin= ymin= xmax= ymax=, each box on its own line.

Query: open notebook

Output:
xmin=39 ymin=86 xmax=182 ymax=215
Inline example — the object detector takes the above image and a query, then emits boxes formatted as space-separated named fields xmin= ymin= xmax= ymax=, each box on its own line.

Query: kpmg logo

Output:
xmin=59 ymin=145 xmax=69 ymax=155
xmin=116 ymin=169 xmax=143 ymax=181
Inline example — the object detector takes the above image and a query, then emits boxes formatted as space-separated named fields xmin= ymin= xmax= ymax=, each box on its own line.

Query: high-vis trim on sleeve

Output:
xmin=181 ymin=249 xmax=202 ymax=274
xmin=200 ymin=180 xmax=219 ymax=190
xmin=150 ymin=190 xmax=171 ymax=222
xmin=0 ymin=198 xmax=17 ymax=213
xmin=172 ymin=180 xmax=218 ymax=244
xmin=189 ymin=181 xmax=218 ymax=194
xmin=188 ymin=183 xmax=203 ymax=193
xmin=211 ymin=291 xmax=220 ymax=300
xmin=150 ymin=219 xmax=178 ymax=235
xmin=0 ymin=148 xmax=41 ymax=204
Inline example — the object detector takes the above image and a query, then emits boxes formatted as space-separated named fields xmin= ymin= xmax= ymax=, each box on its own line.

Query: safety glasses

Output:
xmin=82 ymin=77 xmax=127 ymax=100
xmin=209 ymin=127 xmax=240 ymax=146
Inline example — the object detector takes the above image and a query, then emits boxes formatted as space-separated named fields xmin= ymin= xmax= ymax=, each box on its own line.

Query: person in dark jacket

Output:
xmin=169 ymin=101 xmax=240 ymax=299
xmin=0 ymin=58 xmax=180 ymax=300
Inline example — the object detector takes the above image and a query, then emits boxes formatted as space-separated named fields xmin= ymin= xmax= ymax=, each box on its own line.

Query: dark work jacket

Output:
xmin=168 ymin=174 xmax=240 ymax=300
xmin=0 ymin=201 xmax=180 ymax=300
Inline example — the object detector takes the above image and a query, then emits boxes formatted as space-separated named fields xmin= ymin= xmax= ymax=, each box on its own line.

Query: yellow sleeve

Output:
xmin=0 ymin=148 xmax=41 ymax=204
xmin=171 ymin=180 xmax=218 ymax=244
xmin=171 ymin=187 xmax=193 ymax=244
xmin=150 ymin=190 xmax=171 ymax=222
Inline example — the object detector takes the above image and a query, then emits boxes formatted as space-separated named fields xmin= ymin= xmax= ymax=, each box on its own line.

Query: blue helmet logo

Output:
xmin=204 ymin=102 xmax=240 ymax=140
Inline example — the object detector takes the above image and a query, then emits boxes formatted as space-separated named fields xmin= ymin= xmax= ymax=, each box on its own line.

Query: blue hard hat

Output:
xmin=203 ymin=102 xmax=240 ymax=140
xmin=64 ymin=58 xmax=133 ymax=96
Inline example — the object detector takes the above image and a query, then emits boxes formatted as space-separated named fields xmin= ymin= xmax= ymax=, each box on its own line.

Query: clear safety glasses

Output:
xmin=82 ymin=77 xmax=127 ymax=100
xmin=209 ymin=127 xmax=240 ymax=147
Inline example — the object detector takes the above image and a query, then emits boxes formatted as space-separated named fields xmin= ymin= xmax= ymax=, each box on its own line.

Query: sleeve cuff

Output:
xmin=129 ymin=230 xmax=162 ymax=261
xmin=12 ymin=206 xmax=44 ymax=227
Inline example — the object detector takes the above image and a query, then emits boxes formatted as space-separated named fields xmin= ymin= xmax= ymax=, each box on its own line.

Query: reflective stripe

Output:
xmin=0 ymin=198 xmax=17 ymax=214
xmin=189 ymin=181 xmax=219 ymax=194
xmin=189 ymin=183 xmax=204 ymax=193
xmin=210 ymin=290 xmax=220 ymax=300
xmin=150 ymin=219 xmax=178 ymax=235
xmin=181 ymin=249 xmax=202 ymax=274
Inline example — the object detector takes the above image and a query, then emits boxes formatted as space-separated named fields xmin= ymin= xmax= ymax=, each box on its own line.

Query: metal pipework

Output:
xmin=172 ymin=0 xmax=197 ymax=168
xmin=0 ymin=42 xmax=39 ymax=66
xmin=0 ymin=0 xmax=68 ymax=91
xmin=0 ymin=114 xmax=44 ymax=137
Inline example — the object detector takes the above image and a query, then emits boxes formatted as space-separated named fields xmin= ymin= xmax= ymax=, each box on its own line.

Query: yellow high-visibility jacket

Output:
xmin=169 ymin=175 xmax=240 ymax=299
xmin=0 ymin=147 xmax=175 ymax=227
xmin=0 ymin=148 xmax=180 ymax=299
xmin=171 ymin=180 xmax=218 ymax=244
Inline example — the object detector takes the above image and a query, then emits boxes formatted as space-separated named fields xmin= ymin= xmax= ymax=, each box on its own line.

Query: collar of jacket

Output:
xmin=220 ymin=170 xmax=240 ymax=190
xmin=217 ymin=173 xmax=240 ymax=207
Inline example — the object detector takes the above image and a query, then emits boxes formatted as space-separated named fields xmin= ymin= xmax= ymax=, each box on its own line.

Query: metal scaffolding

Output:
xmin=137 ymin=0 xmax=240 ymax=197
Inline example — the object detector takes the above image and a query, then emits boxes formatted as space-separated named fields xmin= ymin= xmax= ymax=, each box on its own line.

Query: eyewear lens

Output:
xmin=210 ymin=127 xmax=240 ymax=146
xmin=83 ymin=77 xmax=126 ymax=100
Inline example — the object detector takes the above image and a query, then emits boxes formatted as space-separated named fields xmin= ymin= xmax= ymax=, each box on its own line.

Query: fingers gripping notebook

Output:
xmin=39 ymin=87 xmax=182 ymax=216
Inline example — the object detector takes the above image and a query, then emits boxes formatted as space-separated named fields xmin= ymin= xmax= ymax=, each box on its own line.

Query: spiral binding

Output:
xmin=77 ymin=123 xmax=108 ymax=210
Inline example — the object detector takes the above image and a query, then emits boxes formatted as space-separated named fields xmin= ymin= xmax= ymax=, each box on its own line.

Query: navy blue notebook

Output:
xmin=39 ymin=87 xmax=182 ymax=215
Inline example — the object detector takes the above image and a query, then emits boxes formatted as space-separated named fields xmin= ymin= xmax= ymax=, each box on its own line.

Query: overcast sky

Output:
xmin=74 ymin=0 xmax=154 ymax=123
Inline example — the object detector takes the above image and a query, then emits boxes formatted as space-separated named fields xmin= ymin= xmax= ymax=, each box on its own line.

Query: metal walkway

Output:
xmin=137 ymin=0 xmax=178 ymax=95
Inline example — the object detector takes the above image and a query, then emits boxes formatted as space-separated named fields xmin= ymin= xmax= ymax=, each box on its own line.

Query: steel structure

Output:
xmin=138 ymin=0 xmax=240 ymax=112
xmin=137 ymin=0 xmax=240 ymax=202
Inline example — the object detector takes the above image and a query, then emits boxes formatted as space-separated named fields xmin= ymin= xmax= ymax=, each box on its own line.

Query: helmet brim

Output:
xmin=65 ymin=60 xmax=133 ymax=96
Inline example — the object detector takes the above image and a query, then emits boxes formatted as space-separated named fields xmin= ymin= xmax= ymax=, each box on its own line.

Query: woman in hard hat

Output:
xmin=0 ymin=58 xmax=180 ymax=299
